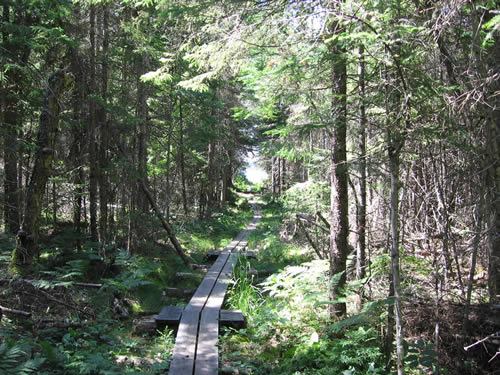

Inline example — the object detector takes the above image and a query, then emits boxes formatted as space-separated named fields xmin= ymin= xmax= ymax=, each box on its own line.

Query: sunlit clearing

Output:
xmin=245 ymin=153 xmax=268 ymax=183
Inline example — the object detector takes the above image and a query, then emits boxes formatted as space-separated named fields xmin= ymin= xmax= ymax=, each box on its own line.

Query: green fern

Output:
xmin=0 ymin=342 xmax=45 ymax=375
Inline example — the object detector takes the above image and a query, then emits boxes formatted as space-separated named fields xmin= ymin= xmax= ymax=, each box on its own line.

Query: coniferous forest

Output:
xmin=0 ymin=1 xmax=499 ymax=374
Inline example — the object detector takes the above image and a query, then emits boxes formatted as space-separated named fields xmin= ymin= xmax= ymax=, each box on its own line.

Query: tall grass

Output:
xmin=226 ymin=257 xmax=264 ymax=318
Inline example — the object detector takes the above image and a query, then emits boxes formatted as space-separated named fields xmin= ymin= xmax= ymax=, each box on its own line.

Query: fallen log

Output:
xmin=0 ymin=305 xmax=31 ymax=317
xmin=115 ymin=355 xmax=161 ymax=367
xmin=109 ymin=126 xmax=192 ymax=267
xmin=175 ymin=272 xmax=204 ymax=279
xmin=1 ymin=278 xmax=102 ymax=288
xmin=139 ymin=180 xmax=191 ymax=267
xmin=296 ymin=215 xmax=325 ymax=260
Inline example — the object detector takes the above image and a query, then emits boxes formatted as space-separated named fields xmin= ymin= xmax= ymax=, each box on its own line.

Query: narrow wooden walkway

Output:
xmin=166 ymin=201 xmax=261 ymax=375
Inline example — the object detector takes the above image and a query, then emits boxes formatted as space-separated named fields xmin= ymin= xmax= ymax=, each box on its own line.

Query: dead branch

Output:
xmin=72 ymin=282 xmax=102 ymax=288
xmin=37 ymin=288 xmax=94 ymax=317
xmin=296 ymin=213 xmax=329 ymax=233
xmin=489 ymin=352 xmax=499 ymax=363
xmin=0 ymin=305 xmax=31 ymax=317
xmin=464 ymin=331 xmax=500 ymax=351
xmin=316 ymin=211 xmax=331 ymax=230
xmin=1 ymin=278 xmax=102 ymax=288
xmin=138 ymin=180 xmax=191 ymax=267
xmin=296 ymin=214 xmax=324 ymax=260
xmin=108 ymin=126 xmax=191 ymax=267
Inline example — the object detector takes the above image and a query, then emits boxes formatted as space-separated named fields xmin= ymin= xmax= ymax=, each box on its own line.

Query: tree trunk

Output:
xmin=486 ymin=30 xmax=500 ymax=305
xmin=388 ymin=131 xmax=404 ymax=375
xmin=1 ymin=4 xmax=28 ymax=235
xmin=98 ymin=4 xmax=110 ymax=244
xmin=2 ymin=80 xmax=20 ymax=235
xmin=88 ymin=5 xmax=98 ymax=242
xmin=10 ymin=70 xmax=72 ymax=276
xmin=178 ymin=97 xmax=189 ymax=216
xmin=356 ymin=43 xmax=367 ymax=281
xmin=328 ymin=7 xmax=349 ymax=318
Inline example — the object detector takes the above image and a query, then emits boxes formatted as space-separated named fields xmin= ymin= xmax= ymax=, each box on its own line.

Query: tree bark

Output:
xmin=327 ymin=5 xmax=349 ymax=318
xmin=10 ymin=70 xmax=72 ymax=276
xmin=2 ymin=78 xmax=21 ymax=235
xmin=98 ymin=4 xmax=110 ymax=244
xmin=88 ymin=5 xmax=98 ymax=242
xmin=1 ymin=4 xmax=28 ymax=235
xmin=388 ymin=131 xmax=404 ymax=375
xmin=486 ymin=27 xmax=500 ymax=305
xmin=178 ymin=97 xmax=189 ymax=216
xmin=357 ymin=43 xmax=367 ymax=281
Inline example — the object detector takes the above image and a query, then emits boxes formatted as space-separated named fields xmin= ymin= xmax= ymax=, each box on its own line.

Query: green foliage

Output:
xmin=278 ymin=326 xmax=387 ymax=375
xmin=283 ymin=180 xmax=330 ymax=215
xmin=327 ymin=299 xmax=393 ymax=334
xmin=223 ymin=259 xmax=388 ymax=375
xmin=405 ymin=339 xmax=438 ymax=373
xmin=227 ymin=257 xmax=264 ymax=317
xmin=0 ymin=342 xmax=45 ymax=375
xmin=107 ymin=249 xmax=155 ymax=292
xmin=179 ymin=203 xmax=254 ymax=254
xmin=234 ymin=173 xmax=252 ymax=192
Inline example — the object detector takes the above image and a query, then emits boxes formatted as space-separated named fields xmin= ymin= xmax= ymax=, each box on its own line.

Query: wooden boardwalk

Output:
xmin=165 ymin=201 xmax=261 ymax=375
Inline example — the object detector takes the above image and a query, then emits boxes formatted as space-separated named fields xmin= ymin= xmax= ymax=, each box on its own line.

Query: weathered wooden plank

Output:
xmin=156 ymin=305 xmax=184 ymax=328
xmin=220 ymin=310 xmax=245 ymax=328
xmin=209 ymin=250 xmax=256 ymax=258
xmin=194 ymin=358 xmax=218 ymax=375
xmin=168 ymin=200 xmax=262 ymax=375
xmin=195 ymin=307 xmax=219 ymax=375
xmin=155 ymin=306 xmax=245 ymax=328
xmin=168 ymin=309 xmax=199 ymax=375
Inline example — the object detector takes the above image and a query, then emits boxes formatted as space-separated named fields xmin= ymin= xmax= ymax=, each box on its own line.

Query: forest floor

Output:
xmin=0 ymin=194 xmax=499 ymax=374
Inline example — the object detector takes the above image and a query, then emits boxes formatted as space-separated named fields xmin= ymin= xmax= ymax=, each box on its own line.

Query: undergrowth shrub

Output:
xmin=227 ymin=257 xmax=264 ymax=318
xmin=0 ymin=342 xmax=45 ymax=375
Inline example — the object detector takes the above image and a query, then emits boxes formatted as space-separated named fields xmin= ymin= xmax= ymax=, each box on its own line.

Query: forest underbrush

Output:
xmin=220 ymin=195 xmax=499 ymax=375
xmin=0 ymin=192 xmax=254 ymax=374
xmin=0 ymin=193 xmax=498 ymax=375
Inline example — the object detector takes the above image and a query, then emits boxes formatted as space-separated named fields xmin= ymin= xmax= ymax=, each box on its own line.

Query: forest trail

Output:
xmin=165 ymin=198 xmax=261 ymax=375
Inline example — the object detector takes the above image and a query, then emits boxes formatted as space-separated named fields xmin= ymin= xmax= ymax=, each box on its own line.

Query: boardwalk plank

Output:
xmin=168 ymin=309 xmax=199 ymax=375
xmin=168 ymin=199 xmax=262 ymax=375
xmin=156 ymin=305 xmax=184 ymax=328
xmin=220 ymin=310 xmax=245 ymax=328
xmin=195 ymin=307 xmax=219 ymax=375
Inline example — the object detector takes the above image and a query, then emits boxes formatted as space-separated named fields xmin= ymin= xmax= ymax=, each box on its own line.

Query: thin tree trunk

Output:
xmin=69 ymin=40 xmax=84 ymax=250
xmin=138 ymin=180 xmax=191 ymax=266
xmin=178 ymin=97 xmax=188 ymax=216
xmin=98 ymin=4 xmax=110 ymax=244
xmin=1 ymin=4 xmax=24 ymax=235
xmin=136 ymin=53 xmax=149 ymax=213
xmin=88 ymin=5 xmax=98 ymax=242
xmin=357 ymin=43 xmax=367 ymax=281
xmin=388 ymin=136 xmax=404 ymax=375
xmin=328 ymin=5 xmax=349 ymax=318
xmin=459 ymin=189 xmax=484 ymax=370
xmin=2 ymin=84 xmax=20 ymax=235
xmin=486 ymin=32 xmax=500 ymax=305
xmin=11 ymin=70 xmax=72 ymax=276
